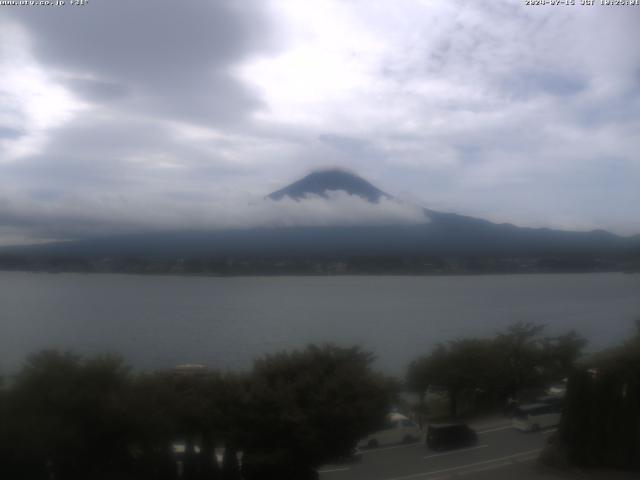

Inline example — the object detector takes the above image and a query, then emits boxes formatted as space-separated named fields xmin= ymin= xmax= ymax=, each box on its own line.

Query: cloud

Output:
xmin=0 ymin=0 xmax=639 ymax=243
xmin=4 ymin=0 xmax=273 ymax=125
xmin=62 ymin=78 xmax=130 ymax=102
xmin=0 ymin=127 xmax=24 ymax=139
xmin=0 ymin=189 xmax=428 ymax=245
xmin=254 ymin=193 xmax=428 ymax=228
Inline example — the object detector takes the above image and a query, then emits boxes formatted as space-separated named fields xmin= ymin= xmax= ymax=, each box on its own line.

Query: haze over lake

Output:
xmin=2 ymin=271 xmax=639 ymax=376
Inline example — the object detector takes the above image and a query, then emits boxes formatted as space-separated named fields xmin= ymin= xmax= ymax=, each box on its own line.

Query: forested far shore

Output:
xmin=1 ymin=253 xmax=638 ymax=276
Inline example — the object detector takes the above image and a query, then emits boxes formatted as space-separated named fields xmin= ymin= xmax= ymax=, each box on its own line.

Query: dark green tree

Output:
xmin=125 ymin=372 xmax=182 ymax=480
xmin=494 ymin=322 xmax=547 ymax=400
xmin=239 ymin=344 xmax=394 ymax=480
xmin=540 ymin=330 xmax=588 ymax=383
xmin=546 ymin=321 xmax=640 ymax=470
xmin=221 ymin=446 xmax=241 ymax=480
xmin=407 ymin=323 xmax=587 ymax=417
xmin=407 ymin=339 xmax=500 ymax=416
xmin=6 ymin=350 xmax=133 ymax=480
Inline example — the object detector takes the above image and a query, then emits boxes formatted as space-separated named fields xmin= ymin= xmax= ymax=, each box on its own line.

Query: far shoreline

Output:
xmin=0 ymin=268 xmax=634 ymax=279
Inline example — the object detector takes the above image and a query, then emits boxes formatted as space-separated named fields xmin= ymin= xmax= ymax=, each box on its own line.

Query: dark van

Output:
xmin=426 ymin=423 xmax=478 ymax=451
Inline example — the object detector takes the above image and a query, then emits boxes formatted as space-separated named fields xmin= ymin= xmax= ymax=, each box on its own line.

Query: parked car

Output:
xmin=535 ymin=395 xmax=564 ymax=408
xmin=513 ymin=402 xmax=562 ymax=432
xmin=546 ymin=379 xmax=567 ymax=398
xmin=426 ymin=423 xmax=478 ymax=451
xmin=358 ymin=412 xmax=422 ymax=448
xmin=333 ymin=447 xmax=363 ymax=464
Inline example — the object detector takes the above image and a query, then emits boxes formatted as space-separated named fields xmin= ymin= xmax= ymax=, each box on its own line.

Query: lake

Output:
xmin=1 ymin=271 xmax=639 ymax=376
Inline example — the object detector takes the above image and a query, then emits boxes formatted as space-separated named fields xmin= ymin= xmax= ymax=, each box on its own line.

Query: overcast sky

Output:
xmin=1 ymin=0 xmax=639 ymax=244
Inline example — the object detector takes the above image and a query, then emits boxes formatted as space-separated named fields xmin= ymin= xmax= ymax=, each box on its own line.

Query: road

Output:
xmin=318 ymin=420 xmax=559 ymax=480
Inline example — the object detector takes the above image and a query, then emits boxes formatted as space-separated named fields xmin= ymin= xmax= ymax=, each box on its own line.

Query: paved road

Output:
xmin=318 ymin=420 xmax=557 ymax=480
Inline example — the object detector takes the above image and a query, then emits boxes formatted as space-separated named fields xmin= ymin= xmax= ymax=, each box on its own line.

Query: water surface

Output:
xmin=1 ymin=272 xmax=639 ymax=375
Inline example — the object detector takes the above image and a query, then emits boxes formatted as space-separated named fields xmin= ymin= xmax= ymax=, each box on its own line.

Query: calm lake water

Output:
xmin=1 ymin=271 xmax=639 ymax=376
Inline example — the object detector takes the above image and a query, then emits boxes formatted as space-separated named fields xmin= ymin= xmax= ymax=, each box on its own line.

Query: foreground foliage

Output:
xmin=406 ymin=322 xmax=586 ymax=416
xmin=548 ymin=321 xmax=640 ymax=470
xmin=0 ymin=345 xmax=393 ymax=480
xmin=239 ymin=346 xmax=394 ymax=479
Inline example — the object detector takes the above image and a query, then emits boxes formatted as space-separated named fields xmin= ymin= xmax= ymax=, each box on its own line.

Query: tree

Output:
xmin=549 ymin=327 xmax=640 ymax=471
xmin=407 ymin=339 xmax=500 ymax=416
xmin=125 ymin=372 xmax=182 ymax=480
xmin=407 ymin=344 xmax=447 ymax=404
xmin=540 ymin=330 xmax=588 ymax=382
xmin=169 ymin=371 xmax=219 ymax=480
xmin=493 ymin=322 xmax=547 ymax=400
xmin=221 ymin=446 xmax=241 ymax=480
xmin=134 ymin=369 xmax=240 ymax=480
xmin=6 ymin=350 xmax=133 ymax=480
xmin=239 ymin=344 xmax=394 ymax=480
xmin=407 ymin=323 xmax=588 ymax=417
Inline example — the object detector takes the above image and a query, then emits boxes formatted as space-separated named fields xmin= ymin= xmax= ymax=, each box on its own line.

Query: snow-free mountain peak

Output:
xmin=268 ymin=169 xmax=390 ymax=203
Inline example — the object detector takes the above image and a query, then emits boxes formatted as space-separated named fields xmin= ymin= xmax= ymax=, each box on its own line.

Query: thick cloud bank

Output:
xmin=0 ymin=191 xmax=428 ymax=245
xmin=1 ymin=0 xmax=639 ymax=244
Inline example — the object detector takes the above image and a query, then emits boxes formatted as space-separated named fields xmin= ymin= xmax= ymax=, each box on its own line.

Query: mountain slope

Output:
xmin=268 ymin=169 xmax=389 ymax=203
xmin=1 ymin=169 xmax=638 ymax=263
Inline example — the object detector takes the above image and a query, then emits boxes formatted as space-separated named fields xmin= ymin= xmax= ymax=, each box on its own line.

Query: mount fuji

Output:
xmin=1 ymin=169 xmax=638 ymax=271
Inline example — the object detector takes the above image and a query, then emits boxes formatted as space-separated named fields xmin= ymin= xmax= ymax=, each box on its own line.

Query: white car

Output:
xmin=358 ymin=413 xmax=422 ymax=448
xmin=513 ymin=403 xmax=562 ymax=432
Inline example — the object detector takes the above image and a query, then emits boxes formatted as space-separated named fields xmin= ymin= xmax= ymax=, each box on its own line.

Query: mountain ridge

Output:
xmin=268 ymin=169 xmax=390 ymax=203
xmin=0 ymin=169 xmax=638 ymax=269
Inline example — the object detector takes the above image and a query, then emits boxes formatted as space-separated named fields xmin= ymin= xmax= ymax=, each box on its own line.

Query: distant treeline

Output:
xmin=0 ymin=253 xmax=636 ymax=276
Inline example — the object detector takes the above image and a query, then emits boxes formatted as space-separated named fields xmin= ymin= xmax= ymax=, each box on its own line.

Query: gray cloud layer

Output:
xmin=0 ymin=0 xmax=639 ymax=244
xmin=7 ymin=0 xmax=271 ymax=124
xmin=0 ymin=191 xmax=428 ymax=245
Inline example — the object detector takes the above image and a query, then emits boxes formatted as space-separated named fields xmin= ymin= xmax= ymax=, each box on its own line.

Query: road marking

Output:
xmin=381 ymin=448 xmax=542 ymax=480
xmin=542 ymin=428 xmax=558 ymax=435
xmin=477 ymin=425 xmax=513 ymax=434
xmin=515 ymin=455 xmax=539 ymax=462
xmin=360 ymin=442 xmax=422 ymax=454
xmin=424 ymin=444 xmax=488 ymax=459
xmin=458 ymin=461 xmax=512 ymax=475
xmin=318 ymin=467 xmax=351 ymax=474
